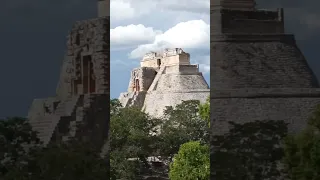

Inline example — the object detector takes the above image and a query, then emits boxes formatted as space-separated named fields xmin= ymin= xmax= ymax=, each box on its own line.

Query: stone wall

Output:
xmin=127 ymin=67 xmax=156 ymax=92
xmin=165 ymin=65 xmax=198 ymax=74
xmin=211 ymin=89 xmax=320 ymax=136
xmin=221 ymin=9 xmax=284 ymax=34
xmin=223 ymin=19 xmax=284 ymax=34
xmin=210 ymin=40 xmax=319 ymax=89
xmin=156 ymin=74 xmax=209 ymax=92
xmin=140 ymin=49 xmax=190 ymax=68
xmin=143 ymin=90 xmax=210 ymax=117
xmin=56 ymin=17 xmax=109 ymax=98
xmin=211 ymin=3 xmax=284 ymax=34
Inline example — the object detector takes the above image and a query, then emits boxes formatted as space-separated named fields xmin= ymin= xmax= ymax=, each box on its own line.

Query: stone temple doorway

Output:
xmin=157 ymin=59 xmax=161 ymax=67
xmin=135 ymin=79 xmax=140 ymax=92
xmin=82 ymin=55 xmax=96 ymax=94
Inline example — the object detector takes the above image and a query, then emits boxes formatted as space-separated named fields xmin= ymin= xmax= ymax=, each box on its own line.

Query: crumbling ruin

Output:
xmin=27 ymin=0 xmax=110 ymax=153
xmin=119 ymin=48 xmax=210 ymax=117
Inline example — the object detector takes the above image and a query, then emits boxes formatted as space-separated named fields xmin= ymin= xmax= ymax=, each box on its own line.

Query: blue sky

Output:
xmin=110 ymin=0 xmax=210 ymax=98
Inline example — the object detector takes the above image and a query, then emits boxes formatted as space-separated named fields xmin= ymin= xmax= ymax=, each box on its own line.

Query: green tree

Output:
xmin=283 ymin=105 xmax=320 ymax=180
xmin=169 ymin=141 xmax=209 ymax=180
xmin=110 ymin=98 xmax=122 ymax=116
xmin=0 ymin=117 xmax=41 ymax=177
xmin=211 ymin=120 xmax=288 ymax=180
xmin=199 ymin=96 xmax=210 ymax=126
xmin=0 ymin=118 xmax=109 ymax=180
xmin=4 ymin=140 xmax=109 ymax=180
xmin=156 ymin=100 xmax=209 ymax=161
xmin=110 ymin=104 xmax=161 ymax=179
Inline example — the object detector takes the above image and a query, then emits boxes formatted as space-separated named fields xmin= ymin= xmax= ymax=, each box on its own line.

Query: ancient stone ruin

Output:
xmin=119 ymin=48 xmax=210 ymax=117
xmin=210 ymin=1 xmax=320 ymax=178
xmin=210 ymin=0 xmax=320 ymax=138
xmin=27 ymin=0 xmax=110 ymax=154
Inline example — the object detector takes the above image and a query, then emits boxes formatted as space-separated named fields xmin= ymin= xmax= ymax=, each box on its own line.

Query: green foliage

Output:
xmin=109 ymin=99 xmax=210 ymax=179
xmin=4 ymin=140 xmax=109 ymax=180
xmin=169 ymin=141 xmax=209 ymax=180
xmin=110 ymin=103 xmax=161 ymax=179
xmin=199 ymin=96 xmax=210 ymax=126
xmin=283 ymin=105 xmax=320 ymax=180
xmin=211 ymin=120 xmax=288 ymax=180
xmin=0 ymin=118 xmax=108 ymax=180
xmin=0 ymin=117 xmax=41 ymax=177
xmin=110 ymin=98 xmax=122 ymax=116
xmin=156 ymin=100 xmax=209 ymax=160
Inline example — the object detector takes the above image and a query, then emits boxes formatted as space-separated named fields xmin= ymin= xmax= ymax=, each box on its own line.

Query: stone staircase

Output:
xmin=128 ymin=92 xmax=146 ymax=108
xmin=70 ymin=94 xmax=95 ymax=137
xmin=119 ymin=92 xmax=135 ymax=107
xmin=148 ymin=66 xmax=166 ymax=92
xmin=29 ymin=96 xmax=80 ymax=145
xmin=54 ymin=96 xmax=80 ymax=117
xmin=29 ymin=114 xmax=61 ymax=146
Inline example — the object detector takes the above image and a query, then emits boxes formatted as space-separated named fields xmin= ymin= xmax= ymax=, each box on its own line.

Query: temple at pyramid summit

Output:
xmin=119 ymin=48 xmax=210 ymax=117
xmin=27 ymin=0 xmax=110 ymax=154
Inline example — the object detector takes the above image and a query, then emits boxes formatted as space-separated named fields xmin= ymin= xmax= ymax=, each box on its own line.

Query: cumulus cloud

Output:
xmin=111 ymin=24 xmax=162 ymax=49
xmin=129 ymin=19 xmax=209 ymax=59
xmin=110 ymin=0 xmax=209 ymax=21
xmin=158 ymin=0 xmax=209 ymax=14
xmin=110 ymin=0 xmax=135 ymax=21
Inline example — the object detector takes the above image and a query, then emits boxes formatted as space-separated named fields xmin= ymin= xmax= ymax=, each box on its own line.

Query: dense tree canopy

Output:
xmin=211 ymin=120 xmax=288 ymax=180
xmin=0 ymin=118 xmax=108 ymax=180
xmin=283 ymin=105 xmax=320 ymax=180
xmin=156 ymin=100 xmax=209 ymax=161
xmin=110 ymin=98 xmax=210 ymax=179
xmin=0 ymin=117 xmax=40 ymax=177
xmin=169 ymin=141 xmax=209 ymax=180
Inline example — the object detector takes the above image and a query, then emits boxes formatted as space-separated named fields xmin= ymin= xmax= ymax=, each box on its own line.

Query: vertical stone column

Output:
xmin=98 ymin=0 xmax=110 ymax=17
xmin=93 ymin=18 xmax=110 ymax=94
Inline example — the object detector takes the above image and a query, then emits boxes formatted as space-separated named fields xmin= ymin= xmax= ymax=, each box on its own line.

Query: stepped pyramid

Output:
xmin=210 ymin=0 xmax=320 ymax=135
xmin=119 ymin=48 xmax=210 ymax=117
xmin=27 ymin=0 xmax=110 ymax=152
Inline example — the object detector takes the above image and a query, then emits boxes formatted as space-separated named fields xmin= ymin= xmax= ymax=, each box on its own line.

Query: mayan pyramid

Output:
xmin=27 ymin=0 xmax=110 ymax=153
xmin=210 ymin=0 xmax=320 ymax=135
xmin=119 ymin=48 xmax=210 ymax=117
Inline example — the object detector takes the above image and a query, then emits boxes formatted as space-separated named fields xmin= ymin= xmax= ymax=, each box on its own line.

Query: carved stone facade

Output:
xmin=27 ymin=9 xmax=110 ymax=154
xmin=119 ymin=48 xmax=210 ymax=117
xmin=210 ymin=0 xmax=320 ymax=178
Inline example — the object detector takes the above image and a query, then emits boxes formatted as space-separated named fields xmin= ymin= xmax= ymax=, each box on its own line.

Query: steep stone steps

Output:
xmin=148 ymin=66 xmax=166 ymax=92
xmin=29 ymin=114 xmax=61 ymax=145
xmin=54 ymin=96 xmax=79 ymax=117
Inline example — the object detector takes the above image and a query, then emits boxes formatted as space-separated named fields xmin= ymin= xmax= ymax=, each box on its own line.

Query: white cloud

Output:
xmin=110 ymin=0 xmax=135 ymax=21
xmin=110 ymin=0 xmax=209 ymax=22
xmin=159 ymin=0 xmax=209 ymax=14
xmin=110 ymin=24 xmax=162 ymax=49
xmin=129 ymin=20 xmax=209 ymax=59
